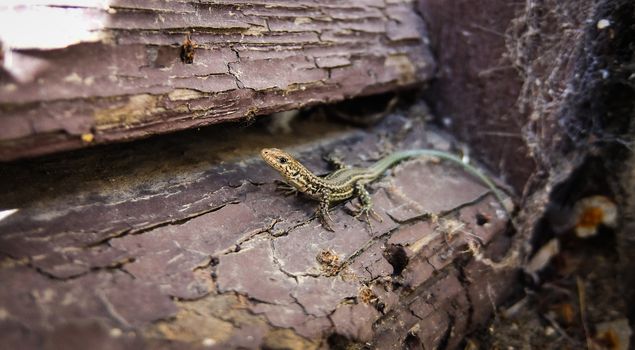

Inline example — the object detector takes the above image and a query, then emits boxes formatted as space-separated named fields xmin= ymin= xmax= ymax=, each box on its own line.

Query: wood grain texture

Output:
xmin=0 ymin=113 xmax=517 ymax=349
xmin=0 ymin=0 xmax=435 ymax=160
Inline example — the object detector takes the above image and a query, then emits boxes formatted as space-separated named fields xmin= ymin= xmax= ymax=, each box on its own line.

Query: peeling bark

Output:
xmin=0 ymin=0 xmax=434 ymax=161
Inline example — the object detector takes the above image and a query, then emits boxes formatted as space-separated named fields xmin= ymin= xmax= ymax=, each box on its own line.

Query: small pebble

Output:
xmin=81 ymin=133 xmax=94 ymax=143
xmin=544 ymin=326 xmax=555 ymax=336
xmin=597 ymin=19 xmax=610 ymax=29
xmin=110 ymin=328 xmax=122 ymax=338
xmin=202 ymin=338 xmax=217 ymax=347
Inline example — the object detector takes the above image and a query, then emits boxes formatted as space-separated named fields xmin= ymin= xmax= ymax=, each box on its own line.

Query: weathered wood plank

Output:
xmin=0 ymin=0 xmax=435 ymax=160
xmin=0 ymin=112 xmax=516 ymax=349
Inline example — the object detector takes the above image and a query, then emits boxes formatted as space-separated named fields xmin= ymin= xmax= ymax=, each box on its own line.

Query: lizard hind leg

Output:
xmin=322 ymin=152 xmax=348 ymax=170
xmin=352 ymin=182 xmax=382 ymax=226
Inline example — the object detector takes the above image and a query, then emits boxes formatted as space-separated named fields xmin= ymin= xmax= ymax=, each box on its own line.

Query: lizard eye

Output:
xmin=278 ymin=157 xmax=288 ymax=164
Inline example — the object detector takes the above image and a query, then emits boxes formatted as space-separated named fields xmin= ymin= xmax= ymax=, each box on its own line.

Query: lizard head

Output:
xmin=260 ymin=148 xmax=299 ymax=176
xmin=261 ymin=148 xmax=319 ymax=195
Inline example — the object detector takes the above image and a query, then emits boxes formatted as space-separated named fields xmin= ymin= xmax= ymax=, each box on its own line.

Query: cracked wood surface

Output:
xmin=0 ymin=112 xmax=517 ymax=349
xmin=0 ymin=0 xmax=434 ymax=161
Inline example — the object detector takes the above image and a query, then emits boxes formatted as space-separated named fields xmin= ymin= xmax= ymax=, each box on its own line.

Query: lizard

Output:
xmin=260 ymin=148 xmax=512 ymax=231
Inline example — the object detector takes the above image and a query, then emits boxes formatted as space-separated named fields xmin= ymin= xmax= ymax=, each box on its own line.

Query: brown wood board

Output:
xmin=0 ymin=0 xmax=435 ymax=161
xmin=0 ymin=113 xmax=517 ymax=349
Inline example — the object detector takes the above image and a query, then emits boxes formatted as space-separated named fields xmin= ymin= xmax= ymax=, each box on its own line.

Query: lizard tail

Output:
xmin=368 ymin=149 xmax=511 ymax=217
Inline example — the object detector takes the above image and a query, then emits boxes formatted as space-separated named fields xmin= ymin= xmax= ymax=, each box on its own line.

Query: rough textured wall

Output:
xmin=420 ymin=0 xmax=635 ymax=326
xmin=417 ymin=0 xmax=532 ymax=192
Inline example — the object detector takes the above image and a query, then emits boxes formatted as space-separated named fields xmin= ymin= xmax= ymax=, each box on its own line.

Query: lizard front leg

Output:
xmin=317 ymin=189 xmax=335 ymax=231
xmin=352 ymin=182 xmax=382 ymax=225
xmin=274 ymin=180 xmax=298 ymax=196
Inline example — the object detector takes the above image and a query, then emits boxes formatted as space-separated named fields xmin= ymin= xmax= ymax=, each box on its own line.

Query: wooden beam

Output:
xmin=0 ymin=0 xmax=435 ymax=160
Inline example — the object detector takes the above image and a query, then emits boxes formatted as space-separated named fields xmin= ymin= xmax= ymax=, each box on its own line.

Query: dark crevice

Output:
xmin=453 ymin=259 xmax=475 ymax=331
xmin=386 ymin=211 xmax=430 ymax=225
xmin=226 ymin=181 xmax=247 ymax=189
xmin=436 ymin=314 xmax=455 ymax=350
xmin=404 ymin=331 xmax=424 ymax=350
xmin=363 ymin=266 xmax=376 ymax=281
xmin=338 ymin=225 xmax=400 ymax=272
xmin=409 ymin=308 xmax=423 ymax=321
xmin=268 ymin=222 xmax=300 ymax=238
xmin=424 ymin=257 xmax=439 ymax=275
xmin=375 ymin=300 xmax=386 ymax=314
xmin=475 ymin=213 xmax=489 ymax=226
xmin=27 ymin=257 xmax=135 ymax=282
xmin=235 ymin=219 xmax=279 ymax=247
xmin=88 ymin=202 xmax=234 ymax=247
xmin=290 ymin=294 xmax=315 ymax=318
xmin=383 ymin=244 xmax=409 ymax=276
xmin=326 ymin=333 xmax=358 ymax=350
xmin=386 ymin=191 xmax=497 ymax=226
xmin=84 ymin=228 xmax=132 ymax=248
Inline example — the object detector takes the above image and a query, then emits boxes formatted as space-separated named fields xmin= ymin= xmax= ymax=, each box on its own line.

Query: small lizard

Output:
xmin=261 ymin=148 xmax=511 ymax=231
